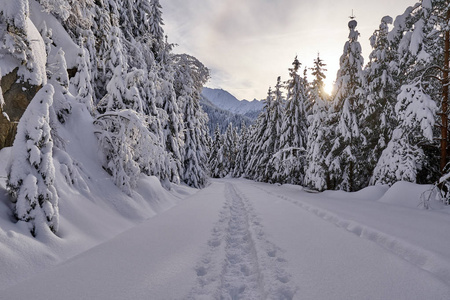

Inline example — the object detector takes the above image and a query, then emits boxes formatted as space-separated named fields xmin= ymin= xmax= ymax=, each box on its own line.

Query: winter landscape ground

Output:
xmin=2 ymin=1 xmax=450 ymax=299
xmin=1 ymin=146 xmax=450 ymax=299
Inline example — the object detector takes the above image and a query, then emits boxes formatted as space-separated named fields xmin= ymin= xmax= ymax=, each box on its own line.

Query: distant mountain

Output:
xmin=201 ymin=87 xmax=264 ymax=120
xmin=200 ymin=94 xmax=253 ymax=137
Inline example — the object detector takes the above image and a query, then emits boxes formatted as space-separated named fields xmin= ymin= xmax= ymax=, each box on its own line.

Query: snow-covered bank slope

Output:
xmin=0 ymin=104 xmax=195 ymax=291
xmin=2 ymin=178 xmax=450 ymax=299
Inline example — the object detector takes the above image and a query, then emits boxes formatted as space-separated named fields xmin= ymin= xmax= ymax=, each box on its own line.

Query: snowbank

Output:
xmin=29 ymin=0 xmax=79 ymax=69
xmin=0 ymin=104 xmax=195 ymax=290
xmin=378 ymin=180 xmax=445 ymax=210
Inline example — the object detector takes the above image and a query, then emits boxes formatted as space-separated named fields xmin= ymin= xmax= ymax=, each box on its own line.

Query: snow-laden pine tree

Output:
xmin=327 ymin=18 xmax=368 ymax=192
xmin=372 ymin=83 xmax=437 ymax=185
xmin=222 ymin=122 xmax=238 ymax=176
xmin=1 ymin=0 xmax=31 ymax=68
xmin=209 ymin=124 xmax=226 ymax=178
xmin=173 ymin=54 xmax=210 ymax=188
xmin=70 ymin=41 xmax=94 ymax=113
xmin=7 ymin=84 xmax=59 ymax=237
xmin=274 ymin=57 xmax=309 ymax=184
xmin=47 ymin=48 xmax=73 ymax=123
xmin=381 ymin=1 xmax=445 ymax=186
xmin=247 ymin=77 xmax=285 ymax=182
xmin=363 ymin=16 xmax=399 ymax=174
xmin=232 ymin=122 xmax=249 ymax=178
xmin=305 ymin=54 xmax=330 ymax=191
xmin=97 ymin=25 xmax=127 ymax=99
xmin=246 ymin=88 xmax=273 ymax=180
xmin=149 ymin=0 xmax=165 ymax=62
xmin=157 ymin=67 xmax=184 ymax=184
xmin=39 ymin=0 xmax=70 ymax=22
xmin=1 ymin=0 xmax=46 ymax=86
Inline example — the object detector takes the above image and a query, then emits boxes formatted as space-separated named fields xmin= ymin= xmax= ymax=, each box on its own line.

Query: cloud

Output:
xmin=164 ymin=0 xmax=417 ymax=100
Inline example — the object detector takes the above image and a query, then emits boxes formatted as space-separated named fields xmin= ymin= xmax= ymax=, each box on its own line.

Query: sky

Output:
xmin=163 ymin=0 xmax=416 ymax=100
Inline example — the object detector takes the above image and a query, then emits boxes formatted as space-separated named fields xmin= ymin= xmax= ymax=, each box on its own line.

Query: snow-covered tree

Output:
xmin=7 ymin=84 xmax=59 ymax=237
xmin=1 ymin=0 xmax=31 ymax=67
xmin=232 ymin=122 xmax=249 ymax=178
xmin=209 ymin=124 xmax=226 ymax=178
xmin=173 ymin=54 xmax=210 ymax=188
xmin=48 ymin=48 xmax=72 ymax=123
xmin=157 ymin=68 xmax=184 ymax=184
xmin=39 ymin=0 xmax=70 ymax=21
xmin=305 ymin=55 xmax=330 ymax=191
xmin=70 ymin=41 xmax=94 ymax=113
xmin=275 ymin=56 xmax=309 ymax=184
xmin=94 ymin=109 xmax=166 ymax=195
xmin=372 ymin=83 xmax=437 ymax=185
xmin=149 ymin=0 xmax=165 ymax=61
xmin=363 ymin=16 xmax=399 ymax=174
xmin=222 ymin=123 xmax=238 ymax=175
xmin=247 ymin=77 xmax=285 ymax=182
xmin=327 ymin=18 xmax=368 ymax=191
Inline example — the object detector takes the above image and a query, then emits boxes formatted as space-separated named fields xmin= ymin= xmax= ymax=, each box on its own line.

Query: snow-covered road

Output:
xmin=2 ymin=179 xmax=450 ymax=299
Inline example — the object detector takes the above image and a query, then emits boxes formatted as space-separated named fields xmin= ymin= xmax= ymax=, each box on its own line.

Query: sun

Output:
xmin=323 ymin=80 xmax=334 ymax=97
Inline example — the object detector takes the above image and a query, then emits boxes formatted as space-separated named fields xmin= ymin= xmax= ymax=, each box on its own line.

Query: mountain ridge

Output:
xmin=201 ymin=87 xmax=264 ymax=119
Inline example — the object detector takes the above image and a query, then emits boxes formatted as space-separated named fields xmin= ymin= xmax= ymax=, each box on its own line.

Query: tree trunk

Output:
xmin=440 ymin=9 xmax=450 ymax=174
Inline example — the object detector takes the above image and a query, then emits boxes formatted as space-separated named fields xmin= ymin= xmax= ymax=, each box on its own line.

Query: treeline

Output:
xmin=2 ymin=0 xmax=210 ymax=236
xmin=209 ymin=1 xmax=450 ymax=205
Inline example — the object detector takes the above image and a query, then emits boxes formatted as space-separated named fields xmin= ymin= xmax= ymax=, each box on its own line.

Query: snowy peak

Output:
xmin=202 ymin=87 xmax=264 ymax=118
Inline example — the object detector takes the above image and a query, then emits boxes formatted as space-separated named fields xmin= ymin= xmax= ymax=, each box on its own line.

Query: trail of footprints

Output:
xmin=187 ymin=183 xmax=296 ymax=300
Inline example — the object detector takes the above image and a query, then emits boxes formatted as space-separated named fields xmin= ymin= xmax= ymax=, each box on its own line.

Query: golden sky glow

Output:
xmin=164 ymin=0 xmax=416 ymax=100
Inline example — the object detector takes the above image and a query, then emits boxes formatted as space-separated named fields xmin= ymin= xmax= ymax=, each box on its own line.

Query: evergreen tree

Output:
xmin=7 ymin=84 xmax=59 ymax=237
xmin=246 ymin=88 xmax=273 ymax=180
xmin=1 ymin=0 xmax=46 ymax=86
xmin=327 ymin=18 xmax=367 ymax=192
xmin=372 ymin=83 xmax=437 ymax=185
xmin=232 ymin=122 xmax=249 ymax=178
xmin=70 ymin=41 xmax=94 ymax=113
xmin=149 ymin=0 xmax=165 ymax=61
xmin=363 ymin=16 xmax=399 ymax=175
xmin=247 ymin=77 xmax=285 ymax=182
xmin=94 ymin=109 xmax=166 ymax=195
xmin=209 ymin=124 xmax=226 ymax=178
xmin=48 ymin=48 xmax=73 ymax=123
xmin=222 ymin=123 xmax=238 ymax=176
xmin=310 ymin=53 xmax=328 ymax=100
xmin=275 ymin=57 xmax=309 ymax=184
xmin=173 ymin=54 xmax=210 ymax=188
xmin=305 ymin=55 xmax=330 ymax=191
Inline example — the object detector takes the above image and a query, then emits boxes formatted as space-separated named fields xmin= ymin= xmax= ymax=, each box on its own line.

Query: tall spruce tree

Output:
xmin=232 ymin=122 xmax=249 ymax=178
xmin=275 ymin=57 xmax=309 ymax=184
xmin=327 ymin=18 xmax=367 ymax=192
xmin=247 ymin=77 xmax=284 ymax=182
xmin=173 ymin=54 xmax=210 ymax=188
xmin=363 ymin=16 xmax=399 ymax=175
xmin=246 ymin=88 xmax=274 ymax=180
xmin=305 ymin=55 xmax=330 ymax=191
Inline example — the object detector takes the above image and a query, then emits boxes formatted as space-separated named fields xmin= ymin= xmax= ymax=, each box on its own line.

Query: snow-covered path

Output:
xmin=2 ymin=179 xmax=450 ymax=299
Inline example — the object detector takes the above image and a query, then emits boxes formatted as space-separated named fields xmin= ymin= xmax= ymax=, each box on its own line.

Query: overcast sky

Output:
xmin=163 ymin=0 xmax=416 ymax=100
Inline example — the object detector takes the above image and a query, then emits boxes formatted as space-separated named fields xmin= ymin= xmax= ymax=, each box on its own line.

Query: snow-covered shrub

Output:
xmin=94 ymin=110 xmax=167 ymax=195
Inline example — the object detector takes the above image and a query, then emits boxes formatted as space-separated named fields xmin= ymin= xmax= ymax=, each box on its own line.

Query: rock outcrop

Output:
xmin=0 ymin=68 xmax=42 ymax=149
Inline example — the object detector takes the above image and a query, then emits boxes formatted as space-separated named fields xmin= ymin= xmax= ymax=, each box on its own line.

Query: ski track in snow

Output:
xmin=252 ymin=184 xmax=450 ymax=287
xmin=186 ymin=183 xmax=296 ymax=300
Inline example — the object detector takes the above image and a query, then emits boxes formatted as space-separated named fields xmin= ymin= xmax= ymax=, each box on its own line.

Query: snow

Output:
xmin=28 ymin=0 xmax=79 ymax=69
xmin=1 ymin=175 xmax=450 ymax=299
